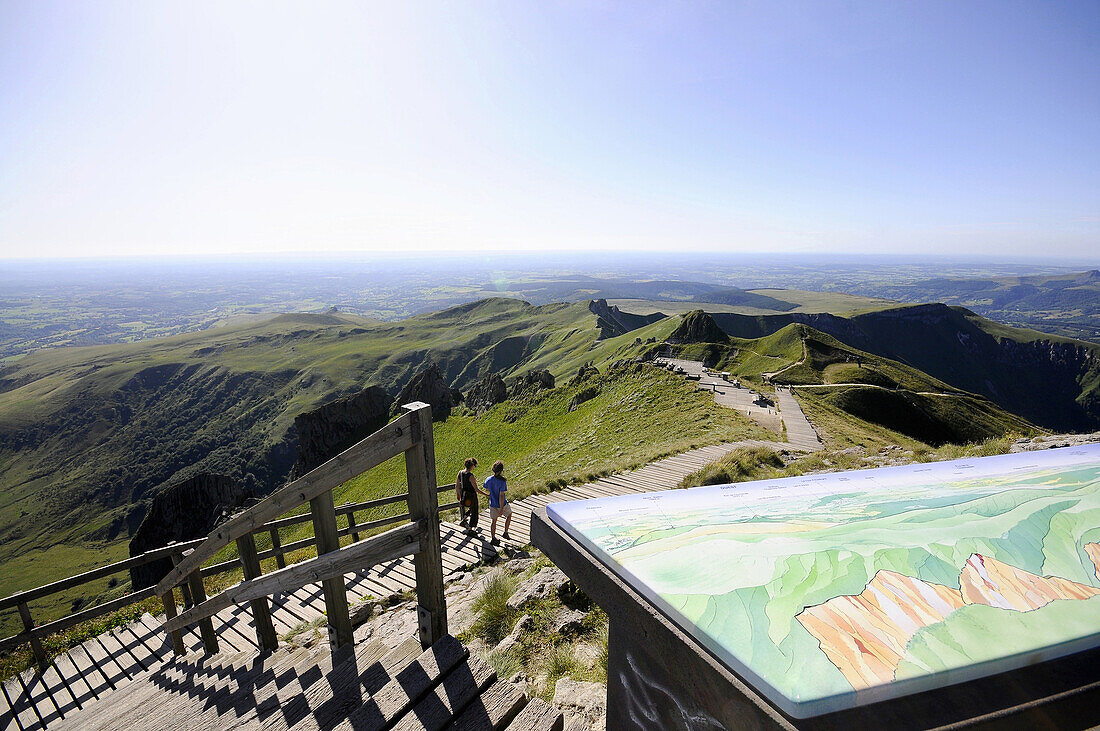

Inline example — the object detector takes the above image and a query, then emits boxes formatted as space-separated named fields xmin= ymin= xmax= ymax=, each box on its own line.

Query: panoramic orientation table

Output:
xmin=533 ymin=444 xmax=1100 ymax=729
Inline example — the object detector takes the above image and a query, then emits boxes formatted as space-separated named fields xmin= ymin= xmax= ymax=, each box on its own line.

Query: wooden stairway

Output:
xmin=48 ymin=633 xmax=560 ymax=731
xmin=4 ymin=394 xmax=824 ymax=730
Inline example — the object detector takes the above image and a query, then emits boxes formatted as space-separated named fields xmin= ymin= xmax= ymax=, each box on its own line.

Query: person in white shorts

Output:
xmin=484 ymin=460 xmax=512 ymax=546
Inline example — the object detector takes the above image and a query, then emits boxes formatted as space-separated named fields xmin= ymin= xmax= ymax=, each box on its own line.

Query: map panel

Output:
xmin=546 ymin=445 xmax=1100 ymax=718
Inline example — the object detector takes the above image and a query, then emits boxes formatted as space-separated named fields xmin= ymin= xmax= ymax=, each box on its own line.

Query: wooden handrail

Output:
xmin=0 ymin=585 xmax=158 ymax=655
xmin=2 ymin=402 xmax=449 ymax=667
xmin=164 ymin=520 xmax=426 ymax=634
xmin=0 ymin=538 xmax=205 ymax=612
xmin=156 ymin=411 xmax=415 ymax=596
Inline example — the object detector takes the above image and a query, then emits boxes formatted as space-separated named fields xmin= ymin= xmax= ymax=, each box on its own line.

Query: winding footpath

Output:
xmin=2 ymin=373 xmax=823 ymax=730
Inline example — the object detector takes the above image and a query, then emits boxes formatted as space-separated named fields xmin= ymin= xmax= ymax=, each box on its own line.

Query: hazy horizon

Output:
xmin=2 ymin=2 xmax=1098 ymax=260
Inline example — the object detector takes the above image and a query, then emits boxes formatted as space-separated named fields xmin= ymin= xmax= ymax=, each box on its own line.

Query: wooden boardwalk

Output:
xmin=2 ymin=433 xmax=815 ymax=730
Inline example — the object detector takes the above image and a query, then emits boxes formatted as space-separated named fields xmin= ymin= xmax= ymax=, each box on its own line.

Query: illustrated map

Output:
xmin=546 ymin=445 xmax=1100 ymax=718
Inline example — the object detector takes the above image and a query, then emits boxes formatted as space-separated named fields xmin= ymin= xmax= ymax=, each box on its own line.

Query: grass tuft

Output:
xmin=470 ymin=572 xmax=519 ymax=646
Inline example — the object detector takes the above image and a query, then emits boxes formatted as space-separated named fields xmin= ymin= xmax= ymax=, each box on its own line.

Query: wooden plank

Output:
xmin=449 ymin=678 xmax=527 ymax=730
xmin=259 ymin=635 xmax=424 ymax=731
xmin=50 ymin=651 xmax=95 ymax=708
xmin=339 ymin=634 xmax=468 ymax=731
xmin=65 ymin=643 xmax=112 ymax=697
xmin=268 ymin=527 xmax=286 ymax=569
xmin=390 ymin=653 xmax=496 ymax=731
xmin=91 ymin=630 xmax=140 ymax=682
xmin=505 ymin=698 xmax=564 ymax=731
xmin=16 ymin=602 xmax=46 ymax=669
xmin=403 ymin=402 xmax=447 ymax=648
xmin=237 ymin=533 xmax=279 ymax=652
xmin=160 ymin=589 xmax=185 ymax=655
xmin=164 ymin=521 xmax=424 ymax=634
xmin=34 ymin=662 xmax=78 ymax=722
xmin=313 ymin=487 xmax=351 ymax=652
xmin=156 ymin=412 xmax=415 ymax=596
xmin=6 ymin=671 xmax=43 ymax=731
xmin=107 ymin=625 xmax=154 ymax=673
xmin=132 ymin=613 xmax=173 ymax=661
xmin=187 ymin=569 xmax=219 ymax=655
xmin=10 ymin=668 xmax=60 ymax=729
xmin=0 ymin=677 xmax=24 ymax=731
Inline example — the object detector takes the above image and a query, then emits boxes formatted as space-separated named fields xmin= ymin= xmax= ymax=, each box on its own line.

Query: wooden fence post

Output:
xmin=347 ymin=511 xmax=361 ymax=542
xmin=187 ymin=569 xmax=219 ymax=654
xmin=17 ymin=601 xmax=47 ymax=670
xmin=311 ymin=489 xmax=353 ymax=650
xmin=403 ymin=401 xmax=447 ymax=648
xmin=236 ymin=534 xmax=279 ymax=652
xmin=269 ymin=528 xmax=286 ymax=569
xmin=160 ymin=590 xmax=185 ymax=655
xmin=171 ymin=552 xmax=195 ymax=608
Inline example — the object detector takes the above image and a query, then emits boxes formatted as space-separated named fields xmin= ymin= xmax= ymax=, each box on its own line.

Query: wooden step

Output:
xmin=506 ymin=698 xmax=563 ymax=731
xmin=389 ymin=654 xmax=496 ymax=731
xmin=449 ymin=678 xmax=527 ymax=730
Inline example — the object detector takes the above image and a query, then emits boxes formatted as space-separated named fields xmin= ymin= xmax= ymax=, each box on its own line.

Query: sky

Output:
xmin=1 ymin=1 xmax=1098 ymax=260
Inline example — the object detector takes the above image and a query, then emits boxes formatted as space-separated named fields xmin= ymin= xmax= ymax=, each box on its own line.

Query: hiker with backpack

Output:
xmin=456 ymin=457 xmax=486 ymax=536
xmin=485 ymin=460 xmax=512 ymax=546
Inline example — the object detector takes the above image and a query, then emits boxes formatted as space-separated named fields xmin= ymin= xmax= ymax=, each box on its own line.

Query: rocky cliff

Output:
xmin=588 ymin=299 xmax=664 ymax=339
xmin=796 ymin=570 xmax=966 ymax=688
xmin=668 ymin=310 xmax=729 ymax=344
xmin=292 ymin=386 xmax=392 ymax=477
xmin=128 ymin=473 xmax=255 ymax=589
xmin=465 ymin=372 xmax=509 ymax=413
xmin=391 ymin=363 xmax=461 ymax=421
xmin=958 ymin=553 xmax=1100 ymax=610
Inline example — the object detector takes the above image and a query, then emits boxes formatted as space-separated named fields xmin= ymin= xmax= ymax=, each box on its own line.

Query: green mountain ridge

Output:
xmin=707 ymin=304 xmax=1100 ymax=433
xmin=0 ymin=295 xmax=1070 ymax=629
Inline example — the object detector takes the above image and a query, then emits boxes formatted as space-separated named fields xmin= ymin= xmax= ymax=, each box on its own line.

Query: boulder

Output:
xmin=507 ymin=566 xmax=569 ymax=610
xmin=128 ymin=473 xmax=255 ymax=589
xmin=549 ymin=607 xmax=587 ymax=635
xmin=553 ymin=677 xmax=607 ymax=731
xmin=292 ymin=386 xmax=391 ymax=477
xmin=510 ymin=369 xmax=555 ymax=398
xmin=392 ymin=363 xmax=458 ymax=421
xmin=492 ymin=613 xmax=533 ymax=657
xmin=466 ymin=373 xmax=509 ymax=413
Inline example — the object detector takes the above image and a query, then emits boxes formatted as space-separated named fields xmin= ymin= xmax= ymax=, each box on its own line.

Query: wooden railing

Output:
xmin=155 ymin=401 xmax=447 ymax=655
xmin=1 ymin=401 xmax=458 ymax=667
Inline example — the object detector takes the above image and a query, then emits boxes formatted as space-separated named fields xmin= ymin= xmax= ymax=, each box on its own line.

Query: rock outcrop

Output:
xmin=589 ymin=299 xmax=665 ymax=339
xmin=128 ymin=473 xmax=255 ymax=589
xmin=553 ymin=677 xmax=607 ymax=731
xmin=392 ymin=363 xmax=460 ymax=421
xmin=465 ymin=373 xmax=508 ymax=413
xmin=507 ymin=566 xmax=570 ymax=610
xmin=292 ymin=386 xmax=391 ymax=477
xmin=569 ymin=364 xmax=600 ymax=385
xmin=668 ymin=310 xmax=729 ymax=344
xmin=569 ymin=387 xmax=599 ymax=413
xmin=510 ymin=369 xmax=555 ymax=398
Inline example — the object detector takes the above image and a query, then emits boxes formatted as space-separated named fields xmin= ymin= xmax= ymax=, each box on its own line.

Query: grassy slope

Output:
xmin=0 ymin=299 xmax=740 ymax=630
xmin=672 ymin=321 xmax=1040 ymax=447
xmin=271 ymin=367 xmax=773 ymax=548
